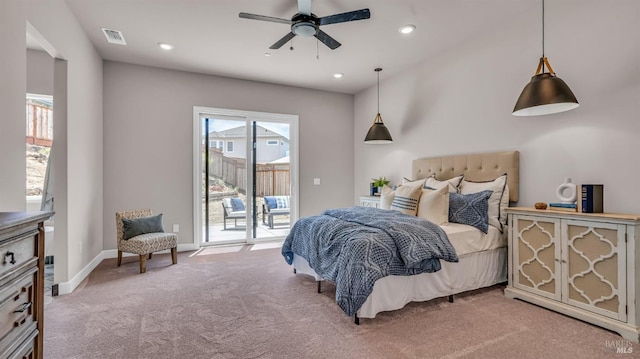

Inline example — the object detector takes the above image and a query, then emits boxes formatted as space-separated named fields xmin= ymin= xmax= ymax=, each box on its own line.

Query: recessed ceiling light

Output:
xmin=333 ymin=73 xmax=344 ymax=79
xmin=158 ymin=42 xmax=174 ymax=50
xmin=399 ymin=24 xmax=416 ymax=34
xmin=264 ymin=52 xmax=272 ymax=57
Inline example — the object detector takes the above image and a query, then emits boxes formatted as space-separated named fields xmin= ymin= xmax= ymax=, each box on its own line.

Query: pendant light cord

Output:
xmin=377 ymin=70 xmax=380 ymax=114
xmin=542 ymin=0 xmax=545 ymax=72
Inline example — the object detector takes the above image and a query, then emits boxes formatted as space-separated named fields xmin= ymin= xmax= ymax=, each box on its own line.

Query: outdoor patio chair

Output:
xmin=116 ymin=209 xmax=177 ymax=273
xmin=222 ymin=197 xmax=246 ymax=230
xmin=262 ymin=195 xmax=290 ymax=229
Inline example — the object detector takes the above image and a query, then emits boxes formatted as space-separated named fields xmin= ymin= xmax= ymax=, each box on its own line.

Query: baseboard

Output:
xmin=57 ymin=251 xmax=106 ymax=295
xmin=56 ymin=243 xmax=199 ymax=295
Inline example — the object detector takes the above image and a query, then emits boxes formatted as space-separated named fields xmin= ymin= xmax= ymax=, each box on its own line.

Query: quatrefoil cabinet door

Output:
xmin=561 ymin=220 xmax=627 ymax=321
xmin=512 ymin=215 xmax=562 ymax=301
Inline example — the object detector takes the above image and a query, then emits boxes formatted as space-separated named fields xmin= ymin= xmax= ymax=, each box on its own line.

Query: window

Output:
xmin=266 ymin=140 xmax=279 ymax=146
xmin=218 ymin=141 xmax=224 ymax=150
xmin=226 ymin=141 xmax=234 ymax=152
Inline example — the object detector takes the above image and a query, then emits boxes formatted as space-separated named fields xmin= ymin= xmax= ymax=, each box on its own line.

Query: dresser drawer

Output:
xmin=0 ymin=269 xmax=37 ymax=355
xmin=7 ymin=326 xmax=37 ymax=359
xmin=0 ymin=230 xmax=38 ymax=281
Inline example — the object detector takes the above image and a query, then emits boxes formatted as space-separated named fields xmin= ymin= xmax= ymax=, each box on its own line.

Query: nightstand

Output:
xmin=359 ymin=196 xmax=380 ymax=208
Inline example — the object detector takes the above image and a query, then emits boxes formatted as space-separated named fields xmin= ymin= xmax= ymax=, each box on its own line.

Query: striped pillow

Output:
xmin=391 ymin=184 xmax=423 ymax=216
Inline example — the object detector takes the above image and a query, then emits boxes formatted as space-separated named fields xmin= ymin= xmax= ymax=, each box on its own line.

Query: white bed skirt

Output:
xmin=292 ymin=247 xmax=507 ymax=319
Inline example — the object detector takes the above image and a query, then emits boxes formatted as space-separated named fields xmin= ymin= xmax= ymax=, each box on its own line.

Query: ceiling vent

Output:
xmin=101 ymin=28 xmax=126 ymax=45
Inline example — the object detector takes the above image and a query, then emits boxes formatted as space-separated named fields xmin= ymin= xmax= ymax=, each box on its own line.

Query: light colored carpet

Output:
xmin=43 ymin=247 xmax=635 ymax=358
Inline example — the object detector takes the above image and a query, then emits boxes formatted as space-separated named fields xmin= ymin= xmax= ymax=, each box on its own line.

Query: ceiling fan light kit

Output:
xmin=513 ymin=0 xmax=578 ymax=116
xmin=365 ymin=68 xmax=393 ymax=144
xmin=239 ymin=0 xmax=370 ymax=51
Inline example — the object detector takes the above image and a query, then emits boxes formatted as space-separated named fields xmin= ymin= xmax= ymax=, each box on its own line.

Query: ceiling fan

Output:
xmin=239 ymin=0 xmax=370 ymax=50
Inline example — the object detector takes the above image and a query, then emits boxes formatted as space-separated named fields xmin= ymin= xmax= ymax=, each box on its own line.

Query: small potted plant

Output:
xmin=370 ymin=177 xmax=391 ymax=196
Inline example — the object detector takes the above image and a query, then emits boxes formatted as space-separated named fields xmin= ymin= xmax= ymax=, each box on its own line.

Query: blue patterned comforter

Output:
xmin=282 ymin=206 xmax=458 ymax=316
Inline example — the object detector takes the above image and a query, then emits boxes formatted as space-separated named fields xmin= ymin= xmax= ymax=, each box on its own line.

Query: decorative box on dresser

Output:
xmin=504 ymin=207 xmax=640 ymax=342
xmin=359 ymin=196 xmax=380 ymax=208
xmin=0 ymin=212 xmax=53 ymax=359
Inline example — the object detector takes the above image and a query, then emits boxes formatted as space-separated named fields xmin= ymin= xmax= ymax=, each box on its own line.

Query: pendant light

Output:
xmin=364 ymin=68 xmax=393 ymax=143
xmin=513 ymin=0 xmax=578 ymax=116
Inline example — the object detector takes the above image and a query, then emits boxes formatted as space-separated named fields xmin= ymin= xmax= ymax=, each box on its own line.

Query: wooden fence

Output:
xmin=206 ymin=147 xmax=290 ymax=196
xmin=26 ymin=102 xmax=53 ymax=146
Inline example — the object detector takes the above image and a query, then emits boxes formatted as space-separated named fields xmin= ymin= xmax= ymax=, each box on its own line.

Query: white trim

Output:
xmin=56 ymin=251 xmax=105 ymax=295
xmin=56 ymin=243 xmax=198 ymax=295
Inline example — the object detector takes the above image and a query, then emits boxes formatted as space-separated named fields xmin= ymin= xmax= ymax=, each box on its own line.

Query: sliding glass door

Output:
xmin=194 ymin=107 xmax=298 ymax=246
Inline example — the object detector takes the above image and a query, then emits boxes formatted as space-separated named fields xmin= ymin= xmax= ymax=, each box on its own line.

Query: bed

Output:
xmin=285 ymin=150 xmax=519 ymax=322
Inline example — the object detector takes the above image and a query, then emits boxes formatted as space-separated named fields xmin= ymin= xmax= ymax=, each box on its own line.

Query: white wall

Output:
xmin=0 ymin=0 xmax=103 ymax=287
xmin=103 ymin=61 xmax=354 ymax=249
xmin=27 ymin=49 xmax=54 ymax=96
xmin=354 ymin=0 xmax=640 ymax=214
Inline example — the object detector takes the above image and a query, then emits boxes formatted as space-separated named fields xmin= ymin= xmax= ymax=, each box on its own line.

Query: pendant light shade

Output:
xmin=513 ymin=0 xmax=578 ymax=116
xmin=365 ymin=68 xmax=393 ymax=144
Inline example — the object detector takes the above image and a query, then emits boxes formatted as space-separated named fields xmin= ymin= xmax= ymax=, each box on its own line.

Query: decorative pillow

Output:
xmin=123 ymin=214 xmax=165 ymax=240
xmin=459 ymin=174 xmax=507 ymax=231
xmin=380 ymin=185 xmax=395 ymax=210
xmin=275 ymin=196 xmax=289 ymax=209
xmin=417 ymin=185 xmax=449 ymax=225
xmin=402 ymin=177 xmax=427 ymax=187
xmin=425 ymin=174 xmax=463 ymax=193
xmin=264 ymin=196 xmax=277 ymax=210
xmin=391 ymin=184 xmax=423 ymax=216
xmin=230 ymin=198 xmax=245 ymax=212
xmin=501 ymin=185 xmax=510 ymax=227
xmin=448 ymin=191 xmax=492 ymax=233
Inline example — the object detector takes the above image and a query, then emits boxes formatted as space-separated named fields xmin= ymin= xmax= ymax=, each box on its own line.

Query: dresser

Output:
xmin=359 ymin=196 xmax=380 ymax=208
xmin=0 ymin=212 xmax=53 ymax=359
xmin=504 ymin=207 xmax=640 ymax=342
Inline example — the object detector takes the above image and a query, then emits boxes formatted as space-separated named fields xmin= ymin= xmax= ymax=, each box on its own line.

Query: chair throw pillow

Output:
xmin=230 ymin=198 xmax=246 ymax=212
xmin=123 ymin=214 xmax=165 ymax=240
xmin=264 ymin=196 xmax=277 ymax=210
xmin=448 ymin=191 xmax=492 ymax=233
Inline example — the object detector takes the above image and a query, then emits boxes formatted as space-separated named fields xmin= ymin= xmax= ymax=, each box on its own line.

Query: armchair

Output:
xmin=116 ymin=209 xmax=177 ymax=273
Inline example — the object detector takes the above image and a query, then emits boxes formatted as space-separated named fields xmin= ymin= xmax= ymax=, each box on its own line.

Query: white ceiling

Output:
xmin=64 ymin=0 xmax=534 ymax=94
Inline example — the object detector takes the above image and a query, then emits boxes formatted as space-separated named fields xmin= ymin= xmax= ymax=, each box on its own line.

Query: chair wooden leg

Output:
xmin=139 ymin=255 xmax=147 ymax=273
xmin=171 ymin=247 xmax=177 ymax=264
xmin=148 ymin=253 xmax=152 ymax=260
xmin=117 ymin=250 xmax=122 ymax=267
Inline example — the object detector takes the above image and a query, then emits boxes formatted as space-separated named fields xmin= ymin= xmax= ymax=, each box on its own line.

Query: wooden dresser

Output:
xmin=0 ymin=212 xmax=53 ymax=359
xmin=504 ymin=207 xmax=640 ymax=342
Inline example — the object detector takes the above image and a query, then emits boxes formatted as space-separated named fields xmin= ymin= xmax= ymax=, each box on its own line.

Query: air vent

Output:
xmin=101 ymin=28 xmax=126 ymax=45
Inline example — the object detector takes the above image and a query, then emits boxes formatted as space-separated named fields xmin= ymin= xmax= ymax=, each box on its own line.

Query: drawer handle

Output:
xmin=5 ymin=251 xmax=16 ymax=265
xmin=14 ymin=302 xmax=32 ymax=313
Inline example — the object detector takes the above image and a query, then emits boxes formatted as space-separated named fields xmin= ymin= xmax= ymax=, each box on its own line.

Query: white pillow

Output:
xmin=401 ymin=177 xmax=427 ymax=187
xmin=391 ymin=184 xmax=422 ymax=216
xmin=417 ymin=186 xmax=449 ymax=225
xmin=425 ymin=174 xmax=463 ymax=193
xmin=501 ymin=184 xmax=510 ymax=227
xmin=459 ymin=174 xmax=508 ymax=231
xmin=380 ymin=185 xmax=395 ymax=209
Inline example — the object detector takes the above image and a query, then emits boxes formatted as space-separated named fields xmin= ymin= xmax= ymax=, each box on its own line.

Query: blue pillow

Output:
xmin=122 ymin=214 xmax=164 ymax=240
xmin=230 ymin=198 xmax=245 ymax=211
xmin=448 ymin=191 xmax=492 ymax=233
xmin=264 ymin=196 xmax=277 ymax=210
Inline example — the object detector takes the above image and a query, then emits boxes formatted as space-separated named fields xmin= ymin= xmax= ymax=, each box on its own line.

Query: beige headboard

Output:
xmin=411 ymin=151 xmax=519 ymax=202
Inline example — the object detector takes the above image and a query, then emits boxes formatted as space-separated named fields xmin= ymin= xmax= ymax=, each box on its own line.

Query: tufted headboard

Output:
xmin=411 ymin=151 xmax=519 ymax=202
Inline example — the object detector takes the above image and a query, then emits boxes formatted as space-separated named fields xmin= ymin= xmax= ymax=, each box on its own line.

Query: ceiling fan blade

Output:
xmin=297 ymin=0 xmax=312 ymax=15
xmin=270 ymin=32 xmax=296 ymax=49
xmin=239 ymin=12 xmax=291 ymax=25
xmin=314 ymin=30 xmax=341 ymax=50
xmin=319 ymin=9 xmax=370 ymax=26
